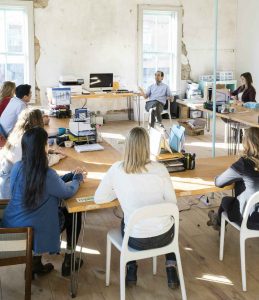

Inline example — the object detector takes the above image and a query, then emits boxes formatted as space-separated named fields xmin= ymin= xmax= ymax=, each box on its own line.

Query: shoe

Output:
xmin=166 ymin=266 xmax=180 ymax=289
xmin=207 ymin=210 xmax=220 ymax=231
xmin=61 ymin=253 xmax=84 ymax=277
xmin=126 ymin=263 xmax=138 ymax=287
xmin=32 ymin=256 xmax=54 ymax=279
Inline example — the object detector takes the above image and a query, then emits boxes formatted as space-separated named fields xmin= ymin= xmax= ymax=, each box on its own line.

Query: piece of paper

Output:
xmin=74 ymin=143 xmax=104 ymax=152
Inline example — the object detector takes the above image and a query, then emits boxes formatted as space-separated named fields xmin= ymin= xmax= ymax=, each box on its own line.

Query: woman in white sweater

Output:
xmin=94 ymin=127 xmax=179 ymax=289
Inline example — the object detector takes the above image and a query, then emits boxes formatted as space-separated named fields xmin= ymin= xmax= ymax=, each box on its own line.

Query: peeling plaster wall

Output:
xmin=34 ymin=0 xmax=237 ymax=111
xmin=236 ymin=0 xmax=259 ymax=97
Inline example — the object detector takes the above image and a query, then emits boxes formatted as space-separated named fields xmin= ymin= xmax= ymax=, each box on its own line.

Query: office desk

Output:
xmin=177 ymin=99 xmax=259 ymax=128
xmin=177 ymin=99 xmax=259 ymax=155
xmin=71 ymin=92 xmax=141 ymax=124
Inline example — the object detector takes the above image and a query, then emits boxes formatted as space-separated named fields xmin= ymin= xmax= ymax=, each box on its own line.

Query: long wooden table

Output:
xmin=71 ymin=92 xmax=141 ymax=124
xmin=53 ymin=151 xmax=236 ymax=213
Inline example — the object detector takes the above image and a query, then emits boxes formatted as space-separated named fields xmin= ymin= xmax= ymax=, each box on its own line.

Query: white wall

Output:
xmin=236 ymin=0 xmax=259 ymax=99
xmin=34 ymin=0 xmax=238 ymax=111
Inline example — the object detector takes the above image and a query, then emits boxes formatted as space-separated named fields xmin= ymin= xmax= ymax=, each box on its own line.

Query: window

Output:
xmin=0 ymin=1 xmax=35 ymax=99
xmin=138 ymin=6 xmax=182 ymax=92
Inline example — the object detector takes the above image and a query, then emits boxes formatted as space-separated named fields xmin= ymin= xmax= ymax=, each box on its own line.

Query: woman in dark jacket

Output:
xmin=232 ymin=72 xmax=256 ymax=103
xmin=207 ymin=127 xmax=259 ymax=230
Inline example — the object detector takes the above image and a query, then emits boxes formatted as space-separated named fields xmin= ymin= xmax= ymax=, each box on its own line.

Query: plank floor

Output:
xmin=1 ymin=119 xmax=259 ymax=300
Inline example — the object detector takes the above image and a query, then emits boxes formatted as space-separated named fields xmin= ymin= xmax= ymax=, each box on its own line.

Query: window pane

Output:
xmin=6 ymin=10 xmax=24 ymax=53
xmin=0 ymin=11 xmax=5 ymax=53
xmin=7 ymin=63 xmax=24 ymax=84
xmin=156 ymin=14 xmax=171 ymax=52
xmin=143 ymin=53 xmax=156 ymax=88
xmin=0 ymin=64 xmax=5 ymax=82
xmin=141 ymin=9 xmax=178 ymax=91
xmin=143 ymin=14 xmax=156 ymax=52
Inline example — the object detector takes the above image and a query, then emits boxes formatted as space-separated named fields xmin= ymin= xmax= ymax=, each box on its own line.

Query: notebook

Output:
xmin=74 ymin=143 xmax=104 ymax=153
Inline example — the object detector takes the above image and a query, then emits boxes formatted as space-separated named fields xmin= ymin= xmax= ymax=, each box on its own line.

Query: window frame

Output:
xmin=0 ymin=0 xmax=35 ymax=102
xmin=137 ymin=5 xmax=182 ymax=93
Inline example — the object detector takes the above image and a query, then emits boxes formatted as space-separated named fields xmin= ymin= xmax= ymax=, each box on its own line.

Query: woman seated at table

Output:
xmin=231 ymin=72 xmax=256 ymax=103
xmin=0 ymin=81 xmax=16 ymax=116
xmin=94 ymin=127 xmax=180 ymax=289
xmin=0 ymin=108 xmax=66 ymax=200
xmin=207 ymin=127 xmax=259 ymax=230
xmin=2 ymin=127 xmax=85 ymax=277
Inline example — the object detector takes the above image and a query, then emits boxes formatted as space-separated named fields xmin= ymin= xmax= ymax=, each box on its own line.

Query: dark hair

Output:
xmin=156 ymin=71 xmax=164 ymax=77
xmin=241 ymin=72 xmax=253 ymax=87
xmin=16 ymin=84 xmax=31 ymax=99
xmin=21 ymin=127 xmax=48 ymax=209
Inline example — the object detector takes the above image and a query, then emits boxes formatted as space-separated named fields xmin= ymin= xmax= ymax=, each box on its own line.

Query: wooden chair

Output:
xmin=0 ymin=222 xmax=33 ymax=300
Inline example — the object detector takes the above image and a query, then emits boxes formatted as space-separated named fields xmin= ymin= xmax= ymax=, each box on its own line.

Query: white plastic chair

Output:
xmin=143 ymin=99 xmax=172 ymax=127
xmin=106 ymin=203 xmax=187 ymax=300
xmin=219 ymin=191 xmax=259 ymax=291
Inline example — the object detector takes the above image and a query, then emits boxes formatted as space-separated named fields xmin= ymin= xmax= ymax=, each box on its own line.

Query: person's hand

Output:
xmin=138 ymin=86 xmax=145 ymax=96
xmin=73 ymin=167 xmax=88 ymax=181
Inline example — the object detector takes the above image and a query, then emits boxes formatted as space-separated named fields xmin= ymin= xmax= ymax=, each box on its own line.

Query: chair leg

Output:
xmin=24 ymin=265 xmax=32 ymax=300
xmin=168 ymin=112 xmax=172 ymax=124
xmin=106 ymin=237 xmax=112 ymax=286
xmin=240 ymin=236 xmax=247 ymax=291
xmin=120 ymin=257 xmax=126 ymax=300
xmin=152 ymin=257 xmax=157 ymax=275
xmin=175 ymin=249 xmax=187 ymax=300
xmin=219 ymin=215 xmax=226 ymax=261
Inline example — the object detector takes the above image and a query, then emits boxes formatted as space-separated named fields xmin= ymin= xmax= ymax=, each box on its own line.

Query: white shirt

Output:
xmin=94 ymin=161 xmax=177 ymax=238
xmin=0 ymin=96 xmax=27 ymax=135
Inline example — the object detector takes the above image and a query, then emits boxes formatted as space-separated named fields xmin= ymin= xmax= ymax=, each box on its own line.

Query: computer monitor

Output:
xmin=89 ymin=73 xmax=113 ymax=90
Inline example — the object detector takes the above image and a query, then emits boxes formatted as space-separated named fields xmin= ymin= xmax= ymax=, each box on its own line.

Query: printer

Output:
xmin=59 ymin=75 xmax=84 ymax=94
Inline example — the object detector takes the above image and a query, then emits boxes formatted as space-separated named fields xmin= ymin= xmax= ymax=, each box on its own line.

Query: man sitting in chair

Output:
xmin=139 ymin=71 xmax=172 ymax=128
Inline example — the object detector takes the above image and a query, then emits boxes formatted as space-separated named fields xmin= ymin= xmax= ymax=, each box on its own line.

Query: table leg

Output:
xmin=127 ymin=96 xmax=132 ymax=120
xmin=70 ymin=212 xmax=87 ymax=298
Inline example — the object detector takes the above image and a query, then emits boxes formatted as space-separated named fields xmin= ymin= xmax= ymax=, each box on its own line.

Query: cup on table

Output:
xmin=64 ymin=140 xmax=74 ymax=148
xmin=58 ymin=127 xmax=66 ymax=136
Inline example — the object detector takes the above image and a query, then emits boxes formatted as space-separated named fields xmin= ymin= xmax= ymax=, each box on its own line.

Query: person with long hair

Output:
xmin=0 ymin=81 xmax=16 ymax=116
xmin=94 ymin=127 xmax=180 ymax=289
xmin=2 ymin=127 xmax=85 ymax=277
xmin=208 ymin=127 xmax=259 ymax=230
xmin=0 ymin=108 xmax=65 ymax=199
xmin=232 ymin=72 xmax=256 ymax=103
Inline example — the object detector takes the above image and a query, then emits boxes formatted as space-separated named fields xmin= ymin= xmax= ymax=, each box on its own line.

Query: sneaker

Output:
xmin=61 ymin=253 xmax=84 ymax=277
xmin=166 ymin=266 xmax=180 ymax=289
xmin=126 ymin=263 xmax=138 ymax=287
xmin=207 ymin=210 xmax=220 ymax=231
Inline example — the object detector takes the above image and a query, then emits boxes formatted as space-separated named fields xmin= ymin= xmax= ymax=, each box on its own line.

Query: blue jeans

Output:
xmin=121 ymin=219 xmax=176 ymax=266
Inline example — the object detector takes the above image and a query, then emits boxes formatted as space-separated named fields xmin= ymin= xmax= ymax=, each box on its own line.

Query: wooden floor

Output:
xmin=1 ymin=119 xmax=259 ymax=300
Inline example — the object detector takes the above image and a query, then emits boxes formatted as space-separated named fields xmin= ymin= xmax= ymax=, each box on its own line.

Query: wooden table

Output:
xmin=177 ymin=99 xmax=259 ymax=155
xmin=71 ymin=92 xmax=141 ymax=124
xmin=53 ymin=152 xmax=236 ymax=213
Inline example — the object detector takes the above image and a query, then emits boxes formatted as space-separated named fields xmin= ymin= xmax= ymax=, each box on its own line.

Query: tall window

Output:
xmin=138 ymin=6 xmax=181 ymax=91
xmin=0 ymin=1 xmax=34 ymax=98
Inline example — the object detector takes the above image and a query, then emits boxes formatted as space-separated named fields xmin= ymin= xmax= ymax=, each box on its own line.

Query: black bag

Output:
xmin=182 ymin=153 xmax=196 ymax=170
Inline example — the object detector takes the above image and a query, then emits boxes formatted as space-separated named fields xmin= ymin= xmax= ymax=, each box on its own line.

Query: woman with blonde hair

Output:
xmin=94 ymin=127 xmax=180 ymax=289
xmin=208 ymin=127 xmax=259 ymax=230
xmin=0 ymin=81 xmax=16 ymax=116
xmin=0 ymin=108 xmax=65 ymax=199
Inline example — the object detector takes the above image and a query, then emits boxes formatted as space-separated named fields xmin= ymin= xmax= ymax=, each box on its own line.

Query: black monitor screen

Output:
xmin=89 ymin=73 xmax=113 ymax=88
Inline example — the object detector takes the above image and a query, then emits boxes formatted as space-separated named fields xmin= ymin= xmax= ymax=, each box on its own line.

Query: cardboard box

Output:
xmin=178 ymin=119 xmax=205 ymax=136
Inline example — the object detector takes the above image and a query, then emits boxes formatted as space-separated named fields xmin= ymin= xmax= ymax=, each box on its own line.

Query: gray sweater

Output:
xmin=215 ymin=157 xmax=259 ymax=215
